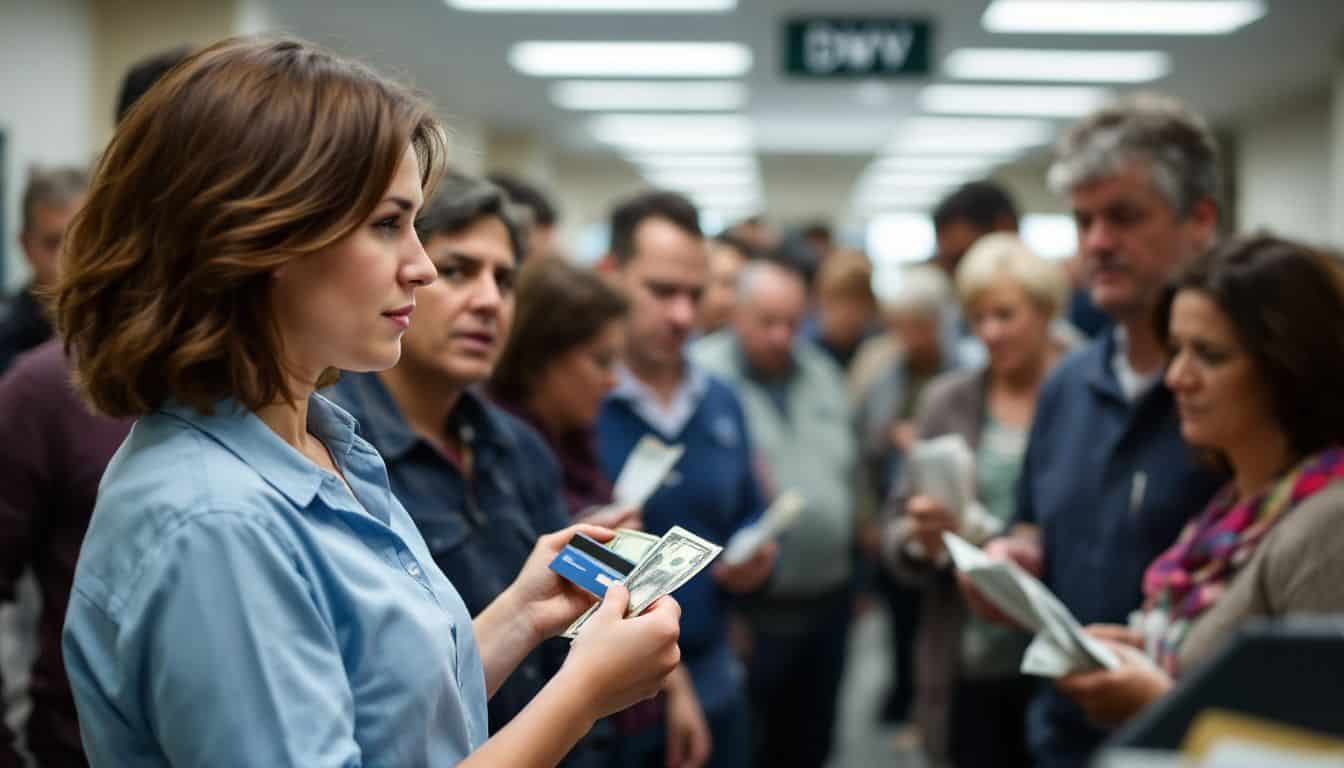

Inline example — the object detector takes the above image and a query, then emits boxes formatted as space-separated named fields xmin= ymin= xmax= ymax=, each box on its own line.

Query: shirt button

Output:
xmin=407 ymin=562 xmax=423 ymax=579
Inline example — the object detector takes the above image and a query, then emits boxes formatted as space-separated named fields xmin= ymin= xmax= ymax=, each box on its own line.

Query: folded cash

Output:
xmin=942 ymin=532 xmax=1121 ymax=677
xmin=563 ymin=525 xmax=722 ymax=639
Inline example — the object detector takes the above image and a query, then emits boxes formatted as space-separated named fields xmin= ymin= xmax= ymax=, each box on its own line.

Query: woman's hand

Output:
xmin=663 ymin=666 xmax=711 ymax=768
xmin=1056 ymin=641 xmax=1172 ymax=726
xmin=905 ymin=495 xmax=958 ymax=558
xmin=1083 ymin=624 xmax=1145 ymax=651
xmin=560 ymin=585 xmax=682 ymax=721
xmin=577 ymin=504 xmax=642 ymax=531
xmin=505 ymin=524 xmax=615 ymax=642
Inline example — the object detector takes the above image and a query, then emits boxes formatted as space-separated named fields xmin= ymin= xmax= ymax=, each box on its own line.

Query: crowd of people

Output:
xmin=0 ymin=34 xmax=1342 ymax=768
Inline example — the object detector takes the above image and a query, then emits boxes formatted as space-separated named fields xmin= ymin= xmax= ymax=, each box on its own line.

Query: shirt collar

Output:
xmin=610 ymin=359 xmax=709 ymax=437
xmin=161 ymin=394 xmax=357 ymax=509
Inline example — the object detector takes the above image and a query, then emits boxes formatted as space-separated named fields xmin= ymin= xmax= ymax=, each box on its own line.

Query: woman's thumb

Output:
xmin=595 ymin=583 xmax=630 ymax=623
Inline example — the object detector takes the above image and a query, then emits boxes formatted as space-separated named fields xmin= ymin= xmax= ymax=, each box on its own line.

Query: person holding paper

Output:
xmin=597 ymin=190 xmax=777 ymax=768
xmin=693 ymin=257 xmax=859 ymax=768
xmin=881 ymin=234 xmax=1073 ymax=768
xmin=54 ymin=38 xmax=682 ymax=767
xmin=1056 ymin=236 xmax=1344 ymax=726
xmin=966 ymin=95 xmax=1228 ymax=768
xmin=490 ymin=256 xmax=713 ymax=768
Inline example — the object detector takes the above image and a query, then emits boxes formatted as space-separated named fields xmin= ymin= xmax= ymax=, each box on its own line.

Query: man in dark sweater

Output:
xmin=596 ymin=190 xmax=777 ymax=768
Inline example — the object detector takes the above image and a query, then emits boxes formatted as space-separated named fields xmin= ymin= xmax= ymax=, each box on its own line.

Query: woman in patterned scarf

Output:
xmin=1057 ymin=234 xmax=1344 ymax=726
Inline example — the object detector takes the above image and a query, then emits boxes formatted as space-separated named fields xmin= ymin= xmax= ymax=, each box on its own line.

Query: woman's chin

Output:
xmin=345 ymin=344 xmax=402 ymax=374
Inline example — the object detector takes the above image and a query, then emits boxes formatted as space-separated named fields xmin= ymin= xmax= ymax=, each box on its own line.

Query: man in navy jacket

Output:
xmin=597 ymin=190 xmax=777 ymax=768
xmin=969 ymin=95 xmax=1227 ymax=768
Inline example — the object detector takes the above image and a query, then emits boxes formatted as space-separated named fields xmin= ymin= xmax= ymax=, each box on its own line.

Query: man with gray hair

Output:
xmin=692 ymin=257 xmax=857 ymax=768
xmin=0 ymin=166 xmax=87 ymax=373
xmin=965 ymin=94 xmax=1226 ymax=767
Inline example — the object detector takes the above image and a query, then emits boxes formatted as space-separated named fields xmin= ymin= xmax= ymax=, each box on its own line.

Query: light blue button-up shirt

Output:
xmin=63 ymin=394 xmax=489 ymax=767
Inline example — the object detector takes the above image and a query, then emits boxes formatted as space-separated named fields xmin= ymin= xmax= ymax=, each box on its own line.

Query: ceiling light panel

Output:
xmin=551 ymin=81 xmax=746 ymax=111
xmin=451 ymin=0 xmax=734 ymax=10
xmin=919 ymin=84 xmax=1111 ymax=117
xmin=510 ymin=42 xmax=752 ymax=78
xmin=589 ymin=114 xmax=753 ymax=151
xmin=944 ymin=48 xmax=1169 ymax=83
xmin=871 ymin=155 xmax=1006 ymax=173
xmin=887 ymin=116 xmax=1055 ymax=154
xmin=627 ymin=153 xmax=757 ymax=170
xmin=643 ymin=170 xmax=760 ymax=187
xmin=982 ymin=1 xmax=1265 ymax=35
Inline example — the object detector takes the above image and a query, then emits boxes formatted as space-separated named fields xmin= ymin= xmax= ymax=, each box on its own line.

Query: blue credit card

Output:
xmin=549 ymin=532 xmax=637 ymax=597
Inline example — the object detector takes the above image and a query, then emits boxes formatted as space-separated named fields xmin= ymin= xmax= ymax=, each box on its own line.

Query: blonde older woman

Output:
xmin=881 ymin=233 xmax=1073 ymax=768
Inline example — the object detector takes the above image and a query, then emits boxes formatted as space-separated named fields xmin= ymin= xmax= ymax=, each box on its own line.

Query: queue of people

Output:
xmin=0 ymin=32 xmax=1341 ymax=768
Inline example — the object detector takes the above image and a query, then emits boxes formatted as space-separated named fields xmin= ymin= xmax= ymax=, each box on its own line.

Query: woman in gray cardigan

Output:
xmin=1058 ymin=236 xmax=1344 ymax=725
xmin=882 ymin=234 xmax=1073 ymax=768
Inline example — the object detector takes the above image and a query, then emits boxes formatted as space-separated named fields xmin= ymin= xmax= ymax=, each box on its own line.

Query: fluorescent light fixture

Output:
xmin=753 ymin=116 xmax=891 ymax=153
xmin=854 ymin=189 xmax=944 ymax=208
xmin=860 ymin=170 xmax=971 ymax=186
xmin=628 ymin=153 xmax=757 ymax=170
xmin=450 ymin=0 xmax=734 ymax=11
xmin=944 ymin=48 xmax=1169 ymax=83
xmin=551 ymin=81 xmax=746 ymax=111
xmin=887 ymin=116 xmax=1054 ymax=155
xmin=1020 ymin=213 xmax=1078 ymax=259
xmin=866 ymin=212 xmax=936 ymax=266
xmin=590 ymin=114 xmax=752 ymax=151
xmin=920 ymin=84 xmax=1110 ymax=118
xmin=510 ymin=42 xmax=751 ymax=78
xmin=643 ymin=170 xmax=760 ymax=188
xmin=983 ymin=1 xmax=1265 ymax=35
xmin=689 ymin=189 xmax=762 ymax=204
xmin=870 ymin=155 xmax=1005 ymax=173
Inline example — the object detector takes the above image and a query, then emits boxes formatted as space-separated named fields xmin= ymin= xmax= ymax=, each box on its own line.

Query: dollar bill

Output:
xmin=562 ymin=525 xmax=722 ymax=639
xmin=606 ymin=529 xmax=660 ymax=564
xmin=622 ymin=526 xmax=721 ymax=617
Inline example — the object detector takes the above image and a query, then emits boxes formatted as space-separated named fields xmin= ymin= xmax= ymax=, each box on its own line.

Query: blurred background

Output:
xmin=5 ymin=0 xmax=1344 ymax=299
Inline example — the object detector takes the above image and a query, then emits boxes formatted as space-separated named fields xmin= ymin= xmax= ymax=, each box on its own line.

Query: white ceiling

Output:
xmin=262 ymin=0 xmax=1344 ymax=215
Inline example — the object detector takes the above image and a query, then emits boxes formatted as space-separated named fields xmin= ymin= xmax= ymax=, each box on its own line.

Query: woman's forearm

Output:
xmin=458 ymin=670 xmax=595 ymax=768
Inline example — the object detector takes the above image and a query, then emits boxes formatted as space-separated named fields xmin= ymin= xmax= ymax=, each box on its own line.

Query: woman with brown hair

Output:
xmin=1058 ymin=235 xmax=1344 ymax=725
xmin=55 ymin=37 xmax=680 ymax=767
xmin=491 ymin=257 xmax=632 ymax=521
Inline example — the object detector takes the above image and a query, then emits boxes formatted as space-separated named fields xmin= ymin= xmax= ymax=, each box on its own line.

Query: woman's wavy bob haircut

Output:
xmin=53 ymin=36 xmax=449 ymax=418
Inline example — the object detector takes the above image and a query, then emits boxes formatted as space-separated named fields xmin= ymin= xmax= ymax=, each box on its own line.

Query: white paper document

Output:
xmin=909 ymin=434 xmax=976 ymax=515
xmin=905 ymin=435 xmax=1003 ymax=550
xmin=612 ymin=435 xmax=685 ymax=509
xmin=942 ymin=532 xmax=1122 ymax=677
xmin=720 ymin=490 xmax=804 ymax=566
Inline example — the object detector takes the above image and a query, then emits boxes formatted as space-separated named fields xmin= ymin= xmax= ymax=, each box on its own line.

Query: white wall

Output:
xmin=0 ymin=0 xmax=94 ymax=293
xmin=1236 ymin=90 xmax=1334 ymax=247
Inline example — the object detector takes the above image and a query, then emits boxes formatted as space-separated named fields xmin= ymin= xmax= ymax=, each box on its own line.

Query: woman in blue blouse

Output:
xmin=52 ymin=37 xmax=681 ymax=767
